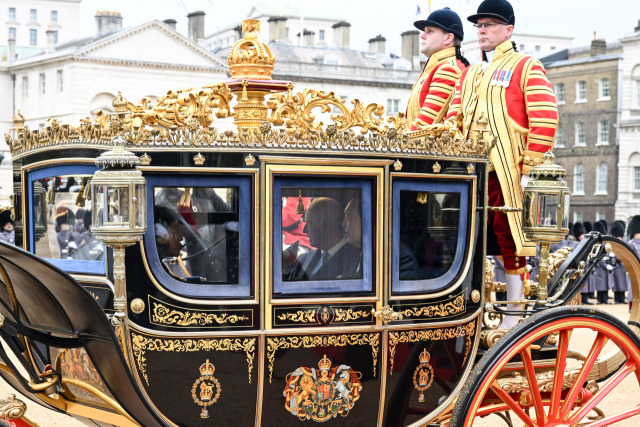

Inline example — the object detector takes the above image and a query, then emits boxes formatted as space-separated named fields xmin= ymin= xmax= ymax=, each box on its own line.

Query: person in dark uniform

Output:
xmin=592 ymin=221 xmax=611 ymax=304
xmin=0 ymin=210 xmax=14 ymax=245
xmin=609 ymin=221 xmax=630 ymax=304
xmin=574 ymin=222 xmax=594 ymax=305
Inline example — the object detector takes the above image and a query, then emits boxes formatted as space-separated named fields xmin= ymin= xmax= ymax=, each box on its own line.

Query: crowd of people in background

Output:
xmin=523 ymin=216 xmax=640 ymax=305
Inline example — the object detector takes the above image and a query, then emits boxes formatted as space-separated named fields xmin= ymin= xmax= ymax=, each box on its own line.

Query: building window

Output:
xmin=597 ymin=119 xmax=609 ymax=145
xmin=22 ymin=77 xmax=28 ymax=98
xmin=535 ymin=45 xmax=540 ymax=51
xmin=9 ymin=7 xmax=15 ymax=20
xmin=51 ymin=10 xmax=58 ymax=22
xmin=286 ymin=27 xmax=289 ymax=38
xmin=576 ymin=80 xmax=587 ymax=102
xmin=555 ymin=83 xmax=565 ymax=103
xmin=29 ymin=29 xmax=37 ymax=46
xmin=387 ymin=99 xmax=400 ymax=114
xmin=555 ymin=125 xmax=564 ymax=147
xmin=596 ymin=162 xmax=608 ymax=194
xmin=599 ymin=78 xmax=610 ymax=100
xmin=52 ymin=30 xmax=58 ymax=44
xmin=574 ymin=163 xmax=585 ymax=194
xmin=319 ymin=29 xmax=325 ymax=41
xmin=635 ymin=166 xmax=640 ymax=191
xmin=57 ymin=70 xmax=63 ymax=92
xmin=8 ymin=27 xmax=16 ymax=40
xmin=30 ymin=9 xmax=37 ymax=21
xmin=40 ymin=73 xmax=45 ymax=95
xmin=637 ymin=81 xmax=640 ymax=108
xmin=596 ymin=211 xmax=605 ymax=221
xmin=574 ymin=211 xmax=583 ymax=223
xmin=551 ymin=46 xmax=556 ymax=51
xmin=575 ymin=122 xmax=585 ymax=146
xmin=519 ymin=44 xmax=525 ymax=51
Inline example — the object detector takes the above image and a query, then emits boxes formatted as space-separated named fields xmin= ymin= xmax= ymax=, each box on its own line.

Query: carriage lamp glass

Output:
xmin=91 ymin=136 xmax=146 ymax=243
xmin=522 ymin=151 xmax=570 ymax=302
xmin=523 ymin=151 xmax=570 ymax=242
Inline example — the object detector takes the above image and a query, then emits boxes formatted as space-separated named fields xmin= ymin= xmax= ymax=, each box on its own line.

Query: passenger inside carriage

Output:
xmin=152 ymin=186 xmax=240 ymax=283
xmin=287 ymin=197 xmax=361 ymax=281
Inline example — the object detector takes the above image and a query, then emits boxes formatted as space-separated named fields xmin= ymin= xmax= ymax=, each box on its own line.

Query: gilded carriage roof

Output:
xmin=4 ymin=20 xmax=491 ymax=161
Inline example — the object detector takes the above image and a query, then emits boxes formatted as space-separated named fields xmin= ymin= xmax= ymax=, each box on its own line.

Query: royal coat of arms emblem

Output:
xmin=413 ymin=349 xmax=434 ymax=402
xmin=191 ymin=359 xmax=221 ymax=418
xmin=283 ymin=354 xmax=363 ymax=422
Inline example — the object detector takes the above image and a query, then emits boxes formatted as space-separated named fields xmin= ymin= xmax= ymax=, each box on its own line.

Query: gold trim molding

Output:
xmin=388 ymin=320 xmax=477 ymax=374
xmin=149 ymin=297 xmax=251 ymax=328
xmin=130 ymin=333 xmax=256 ymax=386
xmin=266 ymin=333 xmax=379 ymax=383
xmin=395 ymin=291 xmax=466 ymax=320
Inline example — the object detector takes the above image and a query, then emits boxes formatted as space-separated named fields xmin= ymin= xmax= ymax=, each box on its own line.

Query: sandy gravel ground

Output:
xmin=0 ymin=301 xmax=638 ymax=426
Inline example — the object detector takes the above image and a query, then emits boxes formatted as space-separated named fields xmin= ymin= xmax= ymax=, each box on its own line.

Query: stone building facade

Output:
xmin=616 ymin=22 xmax=640 ymax=224
xmin=542 ymin=40 xmax=622 ymax=224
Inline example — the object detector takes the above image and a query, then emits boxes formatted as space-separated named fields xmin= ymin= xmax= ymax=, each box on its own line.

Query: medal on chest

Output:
xmin=490 ymin=69 xmax=512 ymax=87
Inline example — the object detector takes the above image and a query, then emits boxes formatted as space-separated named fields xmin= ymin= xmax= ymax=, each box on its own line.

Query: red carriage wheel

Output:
xmin=449 ymin=306 xmax=640 ymax=426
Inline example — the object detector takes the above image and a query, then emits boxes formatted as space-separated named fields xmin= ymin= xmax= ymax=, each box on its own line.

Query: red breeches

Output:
xmin=487 ymin=172 xmax=524 ymax=274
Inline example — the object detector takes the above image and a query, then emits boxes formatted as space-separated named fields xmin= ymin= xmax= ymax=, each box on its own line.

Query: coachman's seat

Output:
xmin=0 ymin=240 xmax=163 ymax=426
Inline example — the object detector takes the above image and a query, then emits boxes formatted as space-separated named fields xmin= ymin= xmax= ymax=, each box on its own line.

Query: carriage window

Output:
xmin=273 ymin=177 xmax=373 ymax=296
xmin=29 ymin=170 xmax=105 ymax=275
xmin=392 ymin=179 xmax=471 ymax=294
xmin=145 ymin=175 xmax=252 ymax=298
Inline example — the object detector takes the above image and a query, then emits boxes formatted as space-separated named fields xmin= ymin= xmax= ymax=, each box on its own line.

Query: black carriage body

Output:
xmin=5 ymin=142 xmax=488 ymax=426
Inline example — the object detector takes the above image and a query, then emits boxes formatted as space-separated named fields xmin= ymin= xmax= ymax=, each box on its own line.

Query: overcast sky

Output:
xmin=78 ymin=0 xmax=640 ymax=55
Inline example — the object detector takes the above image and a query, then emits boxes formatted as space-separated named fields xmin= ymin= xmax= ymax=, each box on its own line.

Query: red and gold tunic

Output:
xmin=407 ymin=47 xmax=466 ymax=131
xmin=447 ymin=39 xmax=558 ymax=268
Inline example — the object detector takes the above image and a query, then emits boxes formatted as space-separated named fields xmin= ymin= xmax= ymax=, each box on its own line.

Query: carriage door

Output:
xmin=260 ymin=159 xmax=386 ymax=426
xmin=382 ymin=168 xmax=484 ymax=426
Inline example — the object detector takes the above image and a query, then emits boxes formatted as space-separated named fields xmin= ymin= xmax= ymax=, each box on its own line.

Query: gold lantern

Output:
xmin=90 ymin=135 xmax=146 ymax=328
xmin=523 ymin=151 xmax=570 ymax=303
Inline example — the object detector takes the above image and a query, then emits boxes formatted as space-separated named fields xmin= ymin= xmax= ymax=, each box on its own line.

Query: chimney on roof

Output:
xmin=268 ymin=16 xmax=287 ymax=43
xmin=635 ymin=19 xmax=640 ymax=33
xmin=163 ymin=18 xmax=177 ymax=30
xmin=591 ymin=38 xmax=606 ymax=57
xmin=332 ymin=21 xmax=351 ymax=49
xmin=8 ymin=34 xmax=15 ymax=62
xmin=187 ymin=11 xmax=205 ymax=41
xmin=46 ymin=29 xmax=56 ymax=53
xmin=401 ymin=30 xmax=420 ymax=68
xmin=368 ymin=34 xmax=386 ymax=54
xmin=95 ymin=11 xmax=122 ymax=35
xmin=303 ymin=29 xmax=315 ymax=47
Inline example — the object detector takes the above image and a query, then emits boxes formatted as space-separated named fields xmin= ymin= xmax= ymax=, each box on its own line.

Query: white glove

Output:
xmin=606 ymin=264 xmax=614 ymax=271
xmin=520 ymin=174 xmax=531 ymax=190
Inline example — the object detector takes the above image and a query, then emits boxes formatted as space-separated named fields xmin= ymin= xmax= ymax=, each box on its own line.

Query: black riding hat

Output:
xmin=467 ymin=0 xmax=515 ymax=26
xmin=414 ymin=7 xmax=464 ymax=41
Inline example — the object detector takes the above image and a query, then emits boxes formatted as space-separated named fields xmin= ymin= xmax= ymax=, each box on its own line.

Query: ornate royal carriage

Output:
xmin=1 ymin=19 xmax=640 ymax=427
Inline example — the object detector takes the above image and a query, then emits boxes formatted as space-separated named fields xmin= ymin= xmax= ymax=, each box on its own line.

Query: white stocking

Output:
xmin=502 ymin=273 xmax=523 ymax=329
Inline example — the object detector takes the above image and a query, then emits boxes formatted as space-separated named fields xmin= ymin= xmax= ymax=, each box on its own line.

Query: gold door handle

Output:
xmin=371 ymin=305 xmax=403 ymax=325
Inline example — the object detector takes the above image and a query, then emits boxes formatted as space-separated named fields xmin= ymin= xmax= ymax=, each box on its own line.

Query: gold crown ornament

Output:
xmin=318 ymin=355 xmax=332 ymax=371
xmin=12 ymin=110 xmax=25 ymax=129
xmin=227 ymin=20 xmax=275 ymax=80
xmin=199 ymin=359 xmax=216 ymax=377
xmin=419 ymin=349 xmax=430 ymax=364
